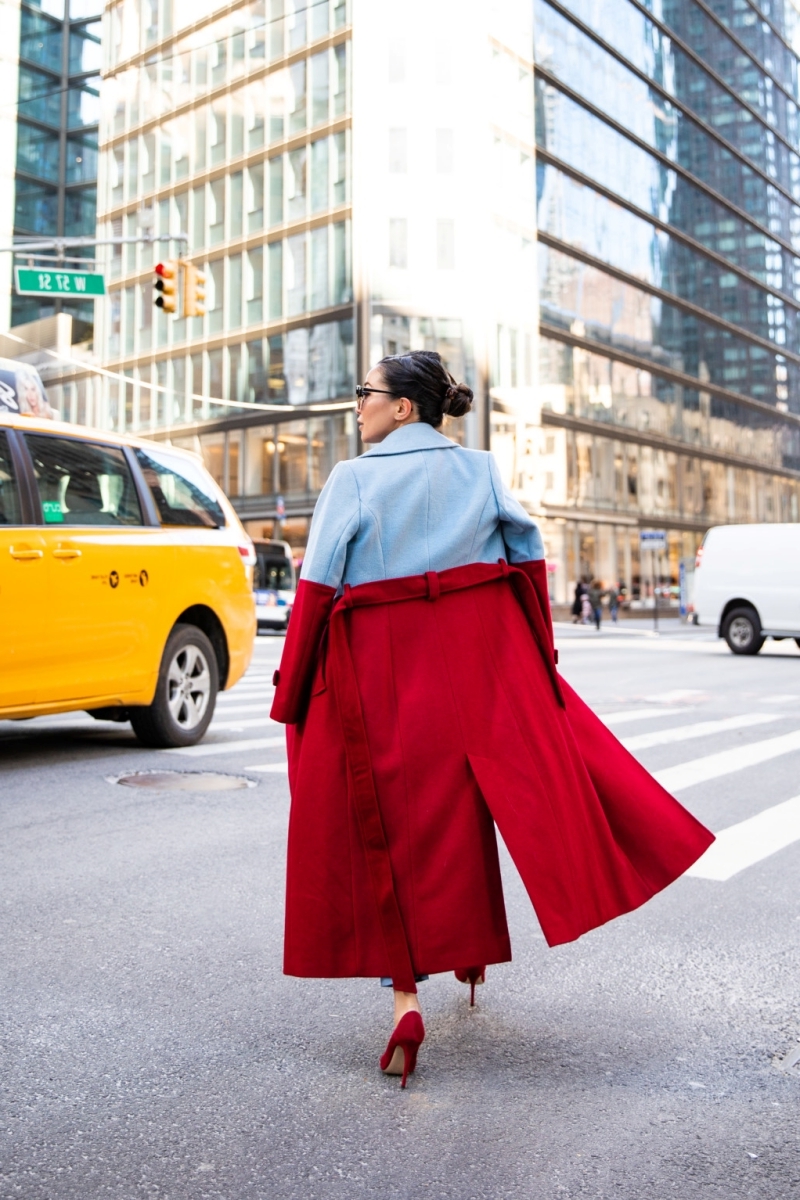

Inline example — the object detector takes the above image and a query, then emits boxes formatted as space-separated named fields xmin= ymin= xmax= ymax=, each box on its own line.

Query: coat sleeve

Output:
xmin=487 ymin=455 xmax=545 ymax=563
xmin=269 ymin=579 xmax=336 ymax=724
xmin=270 ymin=463 xmax=360 ymax=725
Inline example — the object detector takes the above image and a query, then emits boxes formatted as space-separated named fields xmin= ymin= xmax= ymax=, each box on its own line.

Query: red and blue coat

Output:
xmin=271 ymin=423 xmax=713 ymax=992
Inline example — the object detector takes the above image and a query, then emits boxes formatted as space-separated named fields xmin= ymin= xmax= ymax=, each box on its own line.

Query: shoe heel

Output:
xmin=455 ymin=965 xmax=486 ymax=1006
xmin=380 ymin=1011 xmax=425 ymax=1088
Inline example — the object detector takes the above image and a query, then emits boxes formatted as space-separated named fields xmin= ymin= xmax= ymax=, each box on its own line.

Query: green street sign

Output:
xmin=14 ymin=267 xmax=106 ymax=298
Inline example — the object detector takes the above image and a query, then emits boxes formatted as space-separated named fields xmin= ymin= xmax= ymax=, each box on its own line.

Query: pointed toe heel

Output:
xmin=455 ymin=965 xmax=486 ymax=1006
xmin=380 ymin=1011 xmax=425 ymax=1088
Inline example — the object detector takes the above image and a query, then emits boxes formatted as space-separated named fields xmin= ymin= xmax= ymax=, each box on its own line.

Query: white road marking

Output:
xmin=165 ymin=735 xmax=285 ymax=758
xmin=600 ymin=708 xmax=678 ymax=727
xmin=644 ymin=689 xmax=707 ymax=704
xmin=208 ymin=717 xmax=278 ymax=731
xmin=687 ymin=794 xmax=800 ymax=880
xmin=622 ymin=713 xmax=781 ymax=752
xmin=655 ymin=729 xmax=800 ymax=792
xmin=250 ymin=762 xmax=289 ymax=773
xmin=211 ymin=703 xmax=272 ymax=716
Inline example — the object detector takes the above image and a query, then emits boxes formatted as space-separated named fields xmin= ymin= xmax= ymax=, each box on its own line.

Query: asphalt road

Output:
xmin=1 ymin=622 xmax=799 ymax=1199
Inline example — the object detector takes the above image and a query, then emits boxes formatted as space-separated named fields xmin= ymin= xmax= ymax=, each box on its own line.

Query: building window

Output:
xmin=437 ymin=218 xmax=455 ymax=269
xmin=389 ymin=218 xmax=407 ymax=269
xmin=287 ymin=234 xmax=307 ymax=315
xmin=229 ymin=253 xmax=243 ymax=328
xmin=247 ymin=246 xmax=263 ymax=324
xmin=269 ymin=156 xmax=283 ymax=224
xmin=247 ymin=162 xmax=264 ymax=231
xmin=389 ymin=128 xmax=407 ymax=174
xmin=208 ymin=259 xmax=224 ymax=333
xmin=436 ymin=129 xmax=454 ymax=173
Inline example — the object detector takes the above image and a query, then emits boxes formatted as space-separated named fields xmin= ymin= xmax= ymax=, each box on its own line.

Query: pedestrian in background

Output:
xmin=589 ymin=579 xmax=603 ymax=630
xmin=571 ymin=578 xmax=587 ymax=623
xmin=606 ymin=583 xmax=620 ymax=624
xmin=271 ymin=350 xmax=714 ymax=1089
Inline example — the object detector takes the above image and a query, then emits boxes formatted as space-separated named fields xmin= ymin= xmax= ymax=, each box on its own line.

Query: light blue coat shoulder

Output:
xmin=301 ymin=422 xmax=544 ymax=589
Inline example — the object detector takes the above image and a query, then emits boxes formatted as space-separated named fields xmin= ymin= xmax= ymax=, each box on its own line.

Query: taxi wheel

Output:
xmin=130 ymin=624 xmax=219 ymax=748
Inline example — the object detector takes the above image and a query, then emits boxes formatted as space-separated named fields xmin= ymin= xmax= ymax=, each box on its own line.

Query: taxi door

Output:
xmin=22 ymin=431 xmax=158 ymax=703
xmin=0 ymin=428 xmax=50 ymax=710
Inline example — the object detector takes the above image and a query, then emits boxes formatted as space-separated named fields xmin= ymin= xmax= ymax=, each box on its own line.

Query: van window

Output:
xmin=0 ymin=431 xmax=21 ymax=524
xmin=135 ymin=447 xmax=225 ymax=528
xmin=255 ymin=548 xmax=293 ymax=591
xmin=25 ymin=434 xmax=143 ymax=526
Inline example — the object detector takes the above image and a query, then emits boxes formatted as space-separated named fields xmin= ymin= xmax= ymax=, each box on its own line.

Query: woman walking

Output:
xmin=270 ymin=351 xmax=713 ymax=1088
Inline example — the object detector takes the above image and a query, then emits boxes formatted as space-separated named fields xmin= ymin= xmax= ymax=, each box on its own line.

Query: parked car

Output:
xmin=693 ymin=523 xmax=800 ymax=654
xmin=253 ymin=538 xmax=296 ymax=632
xmin=0 ymin=412 xmax=256 ymax=745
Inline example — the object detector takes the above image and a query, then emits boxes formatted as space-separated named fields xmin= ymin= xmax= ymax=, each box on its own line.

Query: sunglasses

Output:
xmin=355 ymin=384 xmax=395 ymax=411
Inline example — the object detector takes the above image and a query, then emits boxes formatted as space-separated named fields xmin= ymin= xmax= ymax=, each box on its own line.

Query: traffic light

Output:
xmin=154 ymin=261 xmax=177 ymax=313
xmin=183 ymin=261 xmax=206 ymax=318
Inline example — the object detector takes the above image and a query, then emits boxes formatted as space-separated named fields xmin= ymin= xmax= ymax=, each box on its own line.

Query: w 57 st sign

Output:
xmin=14 ymin=267 xmax=106 ymax=297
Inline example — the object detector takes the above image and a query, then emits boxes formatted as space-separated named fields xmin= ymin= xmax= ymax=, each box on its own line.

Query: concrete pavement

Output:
xmin=1 ymin=627 xmax=799 ymax=1199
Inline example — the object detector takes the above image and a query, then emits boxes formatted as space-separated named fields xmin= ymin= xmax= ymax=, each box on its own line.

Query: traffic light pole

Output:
xmin=0 ymin=233 xmax=189 ymax=259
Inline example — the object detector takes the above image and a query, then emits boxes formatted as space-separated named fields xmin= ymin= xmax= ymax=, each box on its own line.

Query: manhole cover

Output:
xmin=108 ymin=771 xmax=257 ymax=792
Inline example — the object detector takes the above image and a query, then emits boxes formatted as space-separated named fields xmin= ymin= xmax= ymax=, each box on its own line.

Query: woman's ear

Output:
xmin=393 ymin=396 xmax=414 ymax=422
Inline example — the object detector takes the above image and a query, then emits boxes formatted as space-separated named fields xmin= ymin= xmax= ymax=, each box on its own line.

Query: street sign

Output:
xmin=640 ymin=529 xmax=667 ymax=554
xmin=14 ymin=267 xmax=106 ymax=298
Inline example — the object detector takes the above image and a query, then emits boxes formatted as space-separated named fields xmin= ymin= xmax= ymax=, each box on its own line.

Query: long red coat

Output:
xmin=271 ymin=560 xmax=713 ymax=993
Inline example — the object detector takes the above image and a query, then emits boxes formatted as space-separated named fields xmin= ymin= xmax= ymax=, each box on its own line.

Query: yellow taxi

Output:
xmin=0 ymin=411 xmax=256 ymax=747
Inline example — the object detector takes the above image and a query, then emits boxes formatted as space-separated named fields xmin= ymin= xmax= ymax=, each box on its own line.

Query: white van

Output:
xmin=693 ymin=523 xmax=800 ymax=654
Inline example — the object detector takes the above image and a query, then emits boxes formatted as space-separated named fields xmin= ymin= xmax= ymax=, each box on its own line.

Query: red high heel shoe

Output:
xmin=455 ymin=966 xmax=486 ymax=1006
xmin=380 ymin=1011 xmax=425 ymax=1088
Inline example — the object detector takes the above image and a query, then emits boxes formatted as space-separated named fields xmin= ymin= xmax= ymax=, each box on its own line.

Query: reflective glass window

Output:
xmin=20 ymin=8 xmax=62 ymax=72
xmin=18 ymin=66 xmax=61 ymax=127
xmin=16 ymin=123 xmax=60 ymax=182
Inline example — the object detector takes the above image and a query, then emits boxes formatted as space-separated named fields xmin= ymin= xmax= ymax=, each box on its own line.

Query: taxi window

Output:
xmin=25 ymin=434 xmax=143 ymax=526
xmin=0 ymin=431 xmax=21 ymax=525
xmin=135 ymin=447 xmax=225 ymax=528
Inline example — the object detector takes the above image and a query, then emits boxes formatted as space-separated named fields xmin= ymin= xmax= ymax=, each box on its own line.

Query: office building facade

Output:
xmin=82 ymin=0 xmax=800 ymax=601
xmin=532 ymin=0 xmax=800 ymax=599
xmin=83 ymin=0 xmax=536 ymax=551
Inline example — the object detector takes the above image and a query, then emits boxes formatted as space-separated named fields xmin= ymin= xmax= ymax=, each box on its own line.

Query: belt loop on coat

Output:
xmin=425 ymin=571 xmax=440 ymax=601
xmin=498 ymin=558 xmax=510 ymax=578
xmin=343 ymin=584 xmax=354 ymax=609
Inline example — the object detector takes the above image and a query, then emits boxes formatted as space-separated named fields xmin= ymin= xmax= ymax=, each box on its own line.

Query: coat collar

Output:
xmin=360 ymin=423 xmax=460 ymax=457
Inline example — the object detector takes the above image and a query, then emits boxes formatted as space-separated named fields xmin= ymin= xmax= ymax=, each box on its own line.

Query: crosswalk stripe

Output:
xmin=600 ymin=708 xmax=675 ymax=727
xmin=655 ymin=729 xmax=800 ymax=792
xmin=250 ymin=762 xmax=289 ymax=773
xmin=165 ymin=735 xmax=285 ymax=758
xmin=622 ymin=713 xmax=780 ymax=752
xmin=687 ymin=794 xmax=800 ymax=880
xmin=212 ymin=703 xmax=271 ymax=716
xmin=209 ymin=717 xmax=278 ymax=731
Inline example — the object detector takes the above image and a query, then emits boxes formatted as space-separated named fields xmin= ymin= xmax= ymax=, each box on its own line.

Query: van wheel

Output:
xmin=722 ymin=607 xmax=764 ymax=656
xmin=129 ymin=624 xmax=219 ymax=748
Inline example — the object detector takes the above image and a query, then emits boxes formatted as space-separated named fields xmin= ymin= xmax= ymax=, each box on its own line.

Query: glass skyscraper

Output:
xmin=88 ymin=0 xmax=537 ymax=552
xmin=11 ymin=0 xmax=101 ymax=330
xmin=80 ymin=0 xmax=800 ymax=598
xmin=532 ymin=0 xmax=800 ymax=600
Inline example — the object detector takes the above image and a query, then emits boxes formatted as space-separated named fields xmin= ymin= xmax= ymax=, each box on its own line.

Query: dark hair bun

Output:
xmin=377 ymin=350 xmax=473 ymax=428
xmin=443 ymin=382 xmax=473 ymax=418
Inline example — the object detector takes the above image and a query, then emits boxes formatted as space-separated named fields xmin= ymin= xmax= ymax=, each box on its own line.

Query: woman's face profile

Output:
xmin=357 ymin=367 xmax=418 ymax=445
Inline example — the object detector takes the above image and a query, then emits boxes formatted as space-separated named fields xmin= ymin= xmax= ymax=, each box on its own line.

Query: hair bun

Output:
xmin=443 ymin=381 xmax=473 ymax=419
